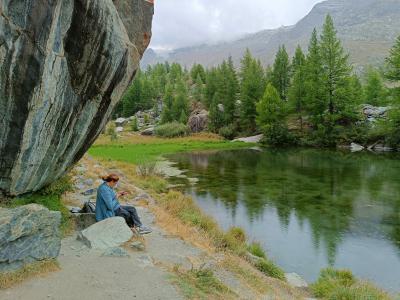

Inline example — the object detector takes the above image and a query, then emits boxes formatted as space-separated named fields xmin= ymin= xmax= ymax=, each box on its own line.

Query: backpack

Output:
xmin=81 ymin=201 xmax=96 ymax=214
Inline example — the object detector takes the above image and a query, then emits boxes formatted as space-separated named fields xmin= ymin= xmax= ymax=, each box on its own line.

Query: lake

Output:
xmin=165 ymin=148 xmax=400 ymax=292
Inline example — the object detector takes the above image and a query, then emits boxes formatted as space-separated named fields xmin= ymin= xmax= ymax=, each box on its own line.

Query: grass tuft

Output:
xmin=0 ymin=260 xmax=60 ymax=289
xmin=171 ymin=267 xmax=235 ymax=299
xmin=255 ymin=258 xmax=286 ymax=280
xmin=311 ymin=268 xmax=391 ymax=300
xmin=247 ymin=242 xmax=266 ymax=259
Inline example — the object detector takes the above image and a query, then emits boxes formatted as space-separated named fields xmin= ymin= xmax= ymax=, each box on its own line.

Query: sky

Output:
xmin=150 ymin=0 xmax=324 ymax=51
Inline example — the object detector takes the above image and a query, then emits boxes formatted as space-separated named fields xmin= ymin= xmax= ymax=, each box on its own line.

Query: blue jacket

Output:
xmin=95 ymin=183 xmax=121 ymax=222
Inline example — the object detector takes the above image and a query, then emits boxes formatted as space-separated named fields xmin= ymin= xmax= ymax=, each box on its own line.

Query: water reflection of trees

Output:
xmin=168 ymin=149 xmax=400 ymax=261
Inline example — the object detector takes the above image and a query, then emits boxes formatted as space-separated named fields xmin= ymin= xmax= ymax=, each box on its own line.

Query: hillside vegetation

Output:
xmin=142 ymin=0 xmax=400 ymax=70
xmin=115 ymin=15 xmax=400 ymax=150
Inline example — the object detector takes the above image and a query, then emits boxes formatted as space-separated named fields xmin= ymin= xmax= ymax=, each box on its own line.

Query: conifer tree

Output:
xmin=161 ymin=84 xmax=174 ymax=124
xmin=172 ymin=80 xmax=189 ymax=123
xmin=239 ymin=49 xmax=265 ymax=133
xmin=256 ymin=84 xmax=290 ymax=145
xmin=190 ymin=64 xmax=206 ymax=83
xmin=386 ymin=35 xmax=400 ymax=82
xmin=271 ymin=45 xmax=291 ymax=100
xmin=209 ymin=93 xmax=224 ymax=132
xmin=319 ymin=14 xmax=353 ymax=117
xmin=364 ymin=68 xmax=387 ymax=105
xmin=193 ymin=74 xmax=205 ymax=103
xmin=288 ymin=46 xmax=307 ymax=130
xmin=122 ymin=73 xmax=142 ymax=117
xmin=205 ymin=67 xmax=219 ymax=108
xmin=348 ymin=74 xmax=364 ymax=105
xmin=384 ymin=35 xmax=400 ymax=146
xmin=304 ymin=28 xmax=324 ymax=124
xmin=217 ymin=57 xmax=239 ymax=124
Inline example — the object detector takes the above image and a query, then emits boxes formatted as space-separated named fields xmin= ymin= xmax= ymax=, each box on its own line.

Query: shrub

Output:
xmin=219 ymin=124 xmax=236 ymax=140
xmin=144 ymin=113 xmax=150 ymax=124
xmin=255 ymin=258 xmax=285 ymax=280
xmin=131 ymin=117 xmax=139 ymax=132
xmin=40 ymin=176 xmax=73 ymax=196
xmin=136 ymin=162 xmax=159 ymax=177
xmin=106 ymin=122 xmax=116 ymax=135
xmin=262 ymin=123 xmax=296 ymax=146
xmin=247 ymin=242 xmax=266 ymax=259
xmin=155 ymin=122 xmax=189 ymax=138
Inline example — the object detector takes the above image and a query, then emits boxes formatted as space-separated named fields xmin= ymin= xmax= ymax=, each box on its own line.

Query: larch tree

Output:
xmin=271 ymin=45 xmax=291 ymax=101
xmin=239 ymin=49 xmax=265 ymax=133
xmin=288 ymin=45 xmax=307 ymax=130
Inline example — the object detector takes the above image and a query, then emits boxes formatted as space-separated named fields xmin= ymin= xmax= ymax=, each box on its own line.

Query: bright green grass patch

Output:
xmin=88 ymin=140 xmax=251 ymax=164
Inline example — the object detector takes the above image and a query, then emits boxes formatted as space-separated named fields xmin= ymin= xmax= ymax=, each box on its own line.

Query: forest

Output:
xmin=113 ymin=15 xmax=400 ymax=148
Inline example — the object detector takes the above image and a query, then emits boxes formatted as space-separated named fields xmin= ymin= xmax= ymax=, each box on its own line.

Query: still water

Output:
xmin=166 ymin=148 xmax=400 ymax=291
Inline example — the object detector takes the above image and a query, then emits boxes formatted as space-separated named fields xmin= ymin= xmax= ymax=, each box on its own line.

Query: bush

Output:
xmin=247 ymin=242 xmax=266 ymax=259
xmin=40 ymin=176 xmax=73 ymax=196
xmin=136 ymin=162 xmax=159 ymax=177
xmin=219 ymin=124 xmax=236 ymax=140
xmin=131 ymin=117 xmax=139 ymax=132
xmin=255 ymin=258 xmax=285 ymax=280
xmin=155 ymin=122 xmax=189 ymax=138
xmin=262 ymin=123 xmax=296 ymax=146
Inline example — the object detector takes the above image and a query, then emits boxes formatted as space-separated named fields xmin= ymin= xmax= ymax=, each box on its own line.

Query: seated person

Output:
xmin=96 ymin=173 xmax=152 ymax=235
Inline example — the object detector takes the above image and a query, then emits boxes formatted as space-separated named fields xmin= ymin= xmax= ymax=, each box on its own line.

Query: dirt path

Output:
xmin=0 ymin=156 xmax=310 ymax=300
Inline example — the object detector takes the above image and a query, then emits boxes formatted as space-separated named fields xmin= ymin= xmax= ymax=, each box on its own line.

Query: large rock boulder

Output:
xmin=188 ymin=109 xmax=209 ymax=133
xmin=0 ymin=0 xmax=154 ymax=197
xmin=0 ymin=204 xmax=61 ymax=271
xmin=78 ymin=217 xmax=133 ymax=250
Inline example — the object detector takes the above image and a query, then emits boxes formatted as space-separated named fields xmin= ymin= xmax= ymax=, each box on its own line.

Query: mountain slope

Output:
xmin=144 ymin=0 xmax=400 ymax=70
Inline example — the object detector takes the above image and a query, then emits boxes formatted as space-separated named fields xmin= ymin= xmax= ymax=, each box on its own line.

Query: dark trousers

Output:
xmin=115 ymin=205 xmax=142 ymax=227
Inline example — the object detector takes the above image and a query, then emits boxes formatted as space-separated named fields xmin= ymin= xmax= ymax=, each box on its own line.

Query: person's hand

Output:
xmin=118 ymin=191 xmax=129 ymax=197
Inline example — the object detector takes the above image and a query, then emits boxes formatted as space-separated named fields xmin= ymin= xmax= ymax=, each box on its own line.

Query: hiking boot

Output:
xmin=138 ymin=225 xmax=152 ymax=235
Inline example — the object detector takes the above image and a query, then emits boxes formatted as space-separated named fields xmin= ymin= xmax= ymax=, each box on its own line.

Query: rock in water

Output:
xmin=0 ymin=0 xmax=154 ymax=196
xmin=78 ymin=217 xmax=133 ymax=250
xmin=0 ymin=204 xmax=62 ymax=271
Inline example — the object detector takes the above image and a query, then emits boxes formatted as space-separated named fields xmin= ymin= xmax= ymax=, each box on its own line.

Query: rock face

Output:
xmin=188 ymin=109 xmax=209 ymax=133
xmin=0 ymin=204 xmax=61 ymax=271
xmin=0 ymin=0 xmax=154 ymax=196
xmin=78 ymin=217 xmax=133 ymax=250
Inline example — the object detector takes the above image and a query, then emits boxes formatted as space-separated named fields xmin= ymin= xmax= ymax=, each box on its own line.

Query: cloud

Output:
xmin=150 ymin=0 xmax=323 ymax=50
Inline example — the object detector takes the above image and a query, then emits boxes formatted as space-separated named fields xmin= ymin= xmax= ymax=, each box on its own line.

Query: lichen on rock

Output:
xmin=0 ymin=204 xmax=62 ymax=271
xmin=0 ymin=0 xmax=154 ymax=196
